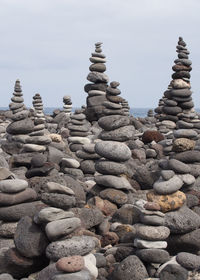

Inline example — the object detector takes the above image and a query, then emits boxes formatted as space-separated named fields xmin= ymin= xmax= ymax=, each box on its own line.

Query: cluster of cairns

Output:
xmin=0 ymin=37 xmax=200 ymax=280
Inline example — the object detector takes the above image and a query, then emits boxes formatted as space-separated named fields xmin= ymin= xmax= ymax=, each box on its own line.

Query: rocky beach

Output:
xmin=0 ymin=37 xmax=200 ymax=280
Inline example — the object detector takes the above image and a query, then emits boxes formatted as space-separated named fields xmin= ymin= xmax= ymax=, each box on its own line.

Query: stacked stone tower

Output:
xmin=84 ymin=42 xmax=109 ymax=122
xmin=155 ymin=37 xmax=200 ymax=133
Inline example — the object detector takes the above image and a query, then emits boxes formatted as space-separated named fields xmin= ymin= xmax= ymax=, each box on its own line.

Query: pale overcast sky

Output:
xmin=0 ymin=0 xmax=200 ymax=108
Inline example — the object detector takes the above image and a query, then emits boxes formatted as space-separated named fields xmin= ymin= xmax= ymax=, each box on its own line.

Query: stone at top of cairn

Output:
xmin=14 ymin=79 xmax=22 ymax=93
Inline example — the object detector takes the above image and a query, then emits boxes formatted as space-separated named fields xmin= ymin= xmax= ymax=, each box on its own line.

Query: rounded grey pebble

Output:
xmin=176 ymin=252 xmax=200 ymax=270
xmin=159 ymin=264 xmax=188 ymax=280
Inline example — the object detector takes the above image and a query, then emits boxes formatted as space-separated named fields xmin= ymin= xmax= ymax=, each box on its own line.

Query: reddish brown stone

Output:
xmin=142 ymin=130 xmax=164 ymax=144
xmin=144 ymin=202 xmax=161 ymax=211
xmin=101 ymin=232 xmax=119 ymax=247
xmin=56 ymin=256 xmax=84 ymax=272
xmin=94 ymin=196 xmax=117 ymax=216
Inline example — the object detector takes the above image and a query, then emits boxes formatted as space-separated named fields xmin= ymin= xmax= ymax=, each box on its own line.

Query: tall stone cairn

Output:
xmin=32 ymin=93 xmax=45 ymax=121
xmin=155 ymin=37 xmax=200 ymax=134
xmin=84 ymin=42 xmax=109 ymax=122
xmin=6 ymin=80 xmax=34 ymax=149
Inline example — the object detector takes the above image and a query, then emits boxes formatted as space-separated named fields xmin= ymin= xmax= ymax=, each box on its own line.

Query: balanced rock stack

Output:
xmin=92 ymin=109 xmax=136 ymax=213
xmin=68 ymin=109 xmax=91 ymax=153
xmin=0 ymin=170 xmax=49 ymax=278
xmin=85 ymin=42 xmax=109 ymax=122
xmin=155 ymin=37 xmax=200 ymax=134
xmin=76 ymin=143 xmax=101 ymax=176
xmin=35 ymin=206 xmax=99 ymax=280
xmin=103 ymin=81 xmax=129 ymax=116
xmin=5 ymin=80 xmax=34 ymax=152
xmin=63 ymin=95 xmax=72 ymax=116
xmin=32 ymin=93 xmax=45 ymax=121
xmin=132 ymin=200 xmax=171 ymax=277
xmin=121 ymin=98 xmax=130 ymax=116
xmin=141 ymin=156 xmax=200 ymax=277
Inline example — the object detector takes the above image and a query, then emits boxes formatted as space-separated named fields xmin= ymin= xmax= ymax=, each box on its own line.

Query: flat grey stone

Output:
xmin=0 ymin=179 xmax=28 ymax=193
xmin=34 ymin=207 xmax=75 ymax=224
xmin=164 ymin=206 xmax=200 ymax=234
xmin=41 ymin=193 xmax=76 ymax=210
xmin=168 ymin=159 xmax=191 ymax=174
xmin=99 ymin=125 xmax=135 ymax=141
xmin=95 ymin=175 xmax=133 ymax=191
xmin=136 ymin=248 xmax=170 ymax=264
xmin=45 ymin=217 xmax=81 ymax=241
xmin=136 ymin=224 xmax=170 ymax=241
xmin=153 ymin=175 xmax=183 ymax=195
xmin=98 ymin=115 xmax=130 ymax=131
xmin=95 ymin=159 xmax=127 ymax=175
xmin=46 ymin=235 xmax=99 ymax=261
xmin=174 ymin=129 xmax=198 ymax=139
xmin=95 ymin=141 xmax=131 ymax=162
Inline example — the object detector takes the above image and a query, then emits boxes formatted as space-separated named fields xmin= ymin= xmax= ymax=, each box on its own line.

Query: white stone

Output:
xmin=68 ymin=137 xmax=91 ymax=145
xmin=134 ymin=238 xmax=167 ymax=249
xmin=61 ymin=158 xmax=80 ymax=168
xmin=83 ymin=253 xmax=98 ymax=278
xmin=23 ymin=144 xmax=46 ymax=152
xmin=46 ymin=182 xmax=74 ymax=195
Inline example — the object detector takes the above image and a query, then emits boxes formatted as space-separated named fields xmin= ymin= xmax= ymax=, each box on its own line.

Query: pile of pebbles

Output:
xmin=85 ymin=42 xmax=109 ymax=122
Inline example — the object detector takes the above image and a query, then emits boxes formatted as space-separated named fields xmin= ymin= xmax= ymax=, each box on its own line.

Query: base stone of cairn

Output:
xmin=63 ymin=96 xmax=72 ymax=116
xmin=155 ymin=37 xmax=200 ymax=136
xmin=85 ymin=42 xmax=109 ymax=122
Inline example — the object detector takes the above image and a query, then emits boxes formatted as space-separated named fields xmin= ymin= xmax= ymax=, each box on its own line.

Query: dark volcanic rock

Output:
xmin=109 ymin=255 xmax=148 ymax=280
xmin=0 ymin=201 xmax=46 ymax=222
xmin=6 ymin=119 xmax=34 ymax=135
xmin=14 ymin=216 xmax=49 ymax=257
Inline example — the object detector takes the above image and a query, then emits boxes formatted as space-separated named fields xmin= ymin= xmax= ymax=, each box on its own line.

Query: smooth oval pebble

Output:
xmin=95 ymin=141 xmax=131 ymax=162
xmin=45 ymin=217 xmax=81 ymax=241
xmin=0 ymin=179 xmax=28 ymax=193
xmin=56 ymin=255 xmax=84 ymax=272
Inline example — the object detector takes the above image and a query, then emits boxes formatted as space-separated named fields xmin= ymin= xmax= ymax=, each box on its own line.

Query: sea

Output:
xmin=1 ymin=107 xmax=200 ymax=118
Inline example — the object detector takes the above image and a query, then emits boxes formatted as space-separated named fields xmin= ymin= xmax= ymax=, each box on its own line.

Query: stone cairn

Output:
xmin=68 ymin=109 xmax=91 ymax=153
xmin=32 ymin=93 xmax=45 ymax=121
xmin=155 ymin=37 xmax=200 ymax=135
xmin=84 ymin=42 xmax=109 ymax=122
xmin=103 ymin=81 xmax=129 ymax=116
xmin=63 ymin=95 xmax=72 ymax=116
xmin=5 ymin=80 xmax=34 ymax=152
xmin=0 ymin=165 xmax=47 ymax=279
